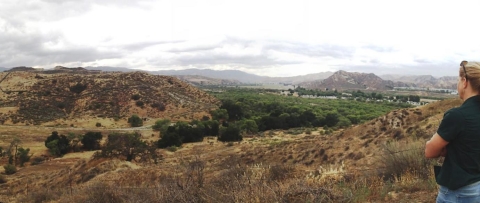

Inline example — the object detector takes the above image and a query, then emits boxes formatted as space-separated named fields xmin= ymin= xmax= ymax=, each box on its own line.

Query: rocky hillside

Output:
xmin=301 ymin=70 xmax=413 ymax=91
xmin=0 ymin=69 xmax=220 ymax=125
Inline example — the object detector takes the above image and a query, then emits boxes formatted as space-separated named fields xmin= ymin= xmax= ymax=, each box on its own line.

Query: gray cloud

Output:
xmin=0 ymin=24 xmax=124 ymax=67
xmin=0 ymin=1 xmax=459 ymax=77
xmin=156 ymin=37 xmax=356 ymax=68
xmin=342 ymin=63 xmax=457 ymax=77
xmin=263 ymin=41 xmax=355 ymax=59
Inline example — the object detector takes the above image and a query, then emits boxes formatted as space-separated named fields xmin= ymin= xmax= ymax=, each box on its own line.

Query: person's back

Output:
xmin=425 ymin=61 xmax=480 ymax=202
xmin=436 ymin=95 xmax=480 ymax=190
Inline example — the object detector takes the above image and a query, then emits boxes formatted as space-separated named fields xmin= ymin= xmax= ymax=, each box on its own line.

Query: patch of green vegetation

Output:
xmin=208 ymin=88 xmax=412 ymax=131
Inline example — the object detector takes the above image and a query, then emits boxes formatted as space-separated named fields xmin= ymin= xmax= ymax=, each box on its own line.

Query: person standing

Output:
xmin=425 ymin=61 xmax=480 ymax=202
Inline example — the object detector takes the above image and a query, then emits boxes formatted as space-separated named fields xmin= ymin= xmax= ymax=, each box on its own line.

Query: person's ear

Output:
xmin=462 ymin=78 xmax=468 ymax=89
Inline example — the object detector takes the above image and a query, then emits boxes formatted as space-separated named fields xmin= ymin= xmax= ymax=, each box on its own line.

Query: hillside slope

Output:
xmin=0 ymin=70 xmax=220 ymax=126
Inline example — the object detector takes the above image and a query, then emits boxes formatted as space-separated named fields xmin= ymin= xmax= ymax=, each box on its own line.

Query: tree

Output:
xmin=220 ymin=99 xmax=244 ymax=120
xmin=68 ymin=132 xmax=83 ymax=152
xmin=325 ymin=113 xmax=340 ymax=127
xmin=97 ymin=132 xmax=152 ymax=162
xmin=6 ymin=138 xmax=21 ymax=166
xmin=218 ymin=125 xmax=242 ymax=142
xmin=152 ymin=119 xmax=171 ymax=133
xmin=241 ymin=119 xmax=258 ymax=134
xmin=81 ymin=132 xmax=103 ymax=150
xmin=128 ymin=115 xmax=143 ymax=127
xmin=16 ymin=147 xmax=31 ymax=167
xmin=158 ymin=126 xmax=182 ymax=148
xmin=211 ymin=109 xmax=229 ymax=121
xmin=44 ymin=131 xmax=70 ymax=156
xmin=337 ymin=117 xmax=352 ymax=128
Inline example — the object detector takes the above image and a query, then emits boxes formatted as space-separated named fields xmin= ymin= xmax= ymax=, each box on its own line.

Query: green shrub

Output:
xmin=152 ymin=119 xmax=170 ymax=132
xmin=44 ymin=131 xmax=71 ymax=156
xmin=4 ymin=164 xmax=17 ymax=175
xmin=128 ymin=115 xmax=143 ymax=127
xmin=17 ymin=147 xmax=31 ymax=167
xmin=158 ymin=126 xmax=182 ymax=148
xmin=218 ymin=126 xmax=242 ymax=142
xmin=81 ymin=132 xmax=103 ymax=150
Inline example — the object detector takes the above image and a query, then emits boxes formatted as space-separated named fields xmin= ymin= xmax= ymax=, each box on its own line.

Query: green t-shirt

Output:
xmin=437 ymin=95 xmax=480 ymax=190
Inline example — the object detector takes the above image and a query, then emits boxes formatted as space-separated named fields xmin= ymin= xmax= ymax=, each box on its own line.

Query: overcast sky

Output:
xmin=1 ymin=0 xmax=479 ymax=77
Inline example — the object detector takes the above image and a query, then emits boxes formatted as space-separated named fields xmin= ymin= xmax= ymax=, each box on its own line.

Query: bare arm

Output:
xmin=425 ymin=133 xmax=449 ymax=158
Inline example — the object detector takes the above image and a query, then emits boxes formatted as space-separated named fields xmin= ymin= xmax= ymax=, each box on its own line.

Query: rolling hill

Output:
xmin=0 ymin=68 xmax=220 ymax=126
xmin=380 ymin=74 xmax=457 ymax=89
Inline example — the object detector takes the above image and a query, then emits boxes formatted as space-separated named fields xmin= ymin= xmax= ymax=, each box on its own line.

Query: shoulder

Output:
xmin=445 ymin=108 xmax=463 ymax=116
xmin=442 ymin=108 xmax=465 ymax=122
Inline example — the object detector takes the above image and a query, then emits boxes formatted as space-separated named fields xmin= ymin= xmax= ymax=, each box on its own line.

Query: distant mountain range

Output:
xmin=1 ymin=66 xmax=457 ymax=89
xmin=379 ymin=74 xmax=457 ymax=89
xmin=83 ymin=67 xmax=334 ymax=84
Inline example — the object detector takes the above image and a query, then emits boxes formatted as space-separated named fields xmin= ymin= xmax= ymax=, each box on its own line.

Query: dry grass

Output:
xmin=1 ymin=98 xmax=460 ymax=203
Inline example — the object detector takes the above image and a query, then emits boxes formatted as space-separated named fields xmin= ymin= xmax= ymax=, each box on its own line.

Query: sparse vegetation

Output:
xmin=380 ymin=140 xmax=434 ymax=180
xmin=0 ymin=73 xmax=458 ymax=202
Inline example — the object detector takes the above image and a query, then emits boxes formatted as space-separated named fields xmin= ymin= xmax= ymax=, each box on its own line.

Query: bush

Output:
xmin=380 ymin=140 xmax=434 ymax=180
xmin=158 ymin=126 xmax=182 ymax=148
xmin=152 ymin=119 xmax=170 ymax=132
xmin=96 ymin=132 xmax=156 ymax=162
xmin=4 ymin=164 xmax=16 ymax=175
xmin=44 ymin=131 xmax=70 ymax=156
xmin=218 ymin=126 xmax=242 ymax=142
xmin=128 ymin=115 xmax=143 ymax=127
xmin=96 ymin=122 xmax=102 ymax=127
xmin=17 ymin=147 xmax=31 ymax=167
xmin=81 ymin=132 xmax=103 ymax=150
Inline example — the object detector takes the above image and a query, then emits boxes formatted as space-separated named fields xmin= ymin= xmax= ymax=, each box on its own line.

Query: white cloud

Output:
xmin=1 ymin=0 xmax=479 ymax=77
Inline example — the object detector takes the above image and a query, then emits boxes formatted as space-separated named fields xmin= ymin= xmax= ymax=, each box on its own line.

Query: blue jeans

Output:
xmin=437 ymin=181 xmax=480 ymax=203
